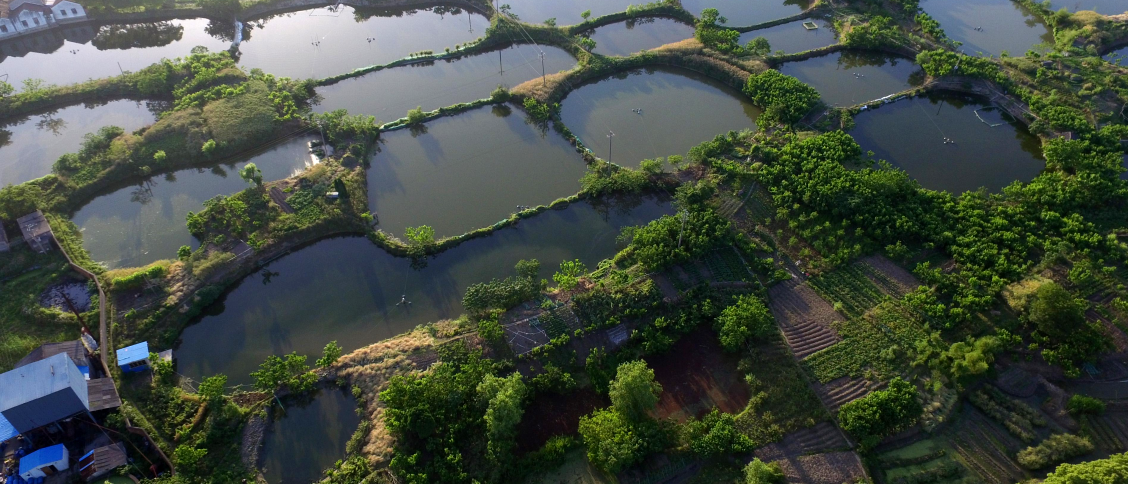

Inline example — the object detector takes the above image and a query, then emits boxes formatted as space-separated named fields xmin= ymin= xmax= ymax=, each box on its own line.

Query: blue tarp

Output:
xmin=116 ymin=341 xmax=149 ymax=366
xmin=0 ymin=412 xmax=16 ymax=442
xmin=18 ymin=444 xmax=66 ymax=476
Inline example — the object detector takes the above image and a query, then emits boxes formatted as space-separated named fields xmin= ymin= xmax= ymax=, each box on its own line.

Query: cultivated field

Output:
xmin=767 ymin=280 xmax=843 ymax=359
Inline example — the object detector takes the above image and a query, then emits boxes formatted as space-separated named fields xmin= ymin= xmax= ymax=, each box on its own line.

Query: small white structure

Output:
xmin=0 ymin=18 xmax=19 ymax=39
xmin=50 ymin=1 xmax=86 ymax=24
xmin=19 ymin=444 xmax=70 ymax=480
xmin=9 ymin=0 xmax=52 ymax=34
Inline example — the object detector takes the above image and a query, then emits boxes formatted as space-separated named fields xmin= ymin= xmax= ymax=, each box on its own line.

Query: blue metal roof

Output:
xmin=0 ymin=412 xmax=17 ymax=442
xmin=116 ymin=341 xmax=149 ymax=366
xmin=19 ymin=444 xmax=66 ymax=475
xmin=0 ymin=353 xmax=89 ymax=432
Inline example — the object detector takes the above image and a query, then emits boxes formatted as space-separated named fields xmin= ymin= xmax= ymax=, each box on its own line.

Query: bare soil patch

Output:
xmin=767 ymin=281 xmax=843 ymax=358
xmin=516 ymin=386 xmax=608 ymax=451
xmin=645 ymin=325 xmax=750 ymax=422
xmin=771 ymin=451 xmax=867 ymax=484
xmin=860 ymin=254 xmax=920 ymax=295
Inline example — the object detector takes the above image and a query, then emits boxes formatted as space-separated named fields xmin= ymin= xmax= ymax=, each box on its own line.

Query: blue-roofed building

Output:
xmin=0 ymin=412 xmax=18 ymax=443
xmin=0 ymin=353 xmax=89 ymax=435
xmin=115 ymin=342 xmax=149 ymax=373
xmin=18 ymin=444 xmax=69 ymax=480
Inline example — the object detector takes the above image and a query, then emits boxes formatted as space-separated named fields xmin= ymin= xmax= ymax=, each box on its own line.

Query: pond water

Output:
xmin=558 ymin=67 xmax=761 ymax=168
xmin=175 ymin=195 xmax=673 ymax=385
xmin=777 ymin=51 xmax=923 ymax=106
xmin=920 ymin=0 xmax=1053 ymax=56
xmin=315 ymin=44 xmax=576 ymax=119
xmin=71 ymin=136 xmax=317 ymax=269
xmin=236 ymin=5 xmax=486 ymax=80
xmin=680 ymin=0 xmax=811 ymax=27
xmin=738 ymin=18 xmax=836 ymax=54
xmin=1104 ymin=45 xmax=1127 ymax=67
xmin=504 ymin=0 xmax=635 ymax=25
xmin=261 ymin=386 xmax=360 ymax=484
xmin=1047 ymin=0 xmax=1126 ymax=15
xmin=0 ymin=19 xmax=228 ymax=88
xmin=368 ymin=105 xmax=585 ymax=239
xmin=587 ymin=17 xmax=695 ymax=57
xmin=0 ymin=100 xmax=157 ymax=187
xmin=850 ymin=93 xmax=1045 ymax=194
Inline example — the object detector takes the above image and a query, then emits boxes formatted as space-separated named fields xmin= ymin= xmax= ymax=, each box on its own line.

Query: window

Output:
xmin=60 ymin=10 xmax=67 ymax=16
xmin=33 ymin=18 xmax=39 ymax=26
xmin=21 ymin=20 xmax=28 ymax=27
xmin=128 ymin=360 xmax=147 ymax=368
xmin=0 ymin=25 xmax=7 ymax=33
xmin=72 ymin=8 xmax=78 ymax=14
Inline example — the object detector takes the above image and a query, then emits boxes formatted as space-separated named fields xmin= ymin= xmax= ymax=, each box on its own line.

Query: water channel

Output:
xmin=738 ymin=18 xmax=836 ymax=55
xmin=72 ymin=136 xmax=317 ymax=269
xmin=314 ymin=44 xmax=576 ymax=119
xmin=777 ymin=51 xmax=923 ymax=107
xmin=175 ymin=195 xmax=674 ymax=385
xmin=680 ymin=0 xmax=811 ymax=27
xmin=558 ymin=67 xmax=761 ymax=168
xmin=0 ymin=100 xmax=157 ymax=187
xmin=261 ymin=386 xmax=360 ymax=484
xmin=920 ymin=0 xmax=1053 ymax=57
xmin=851 ymin=93 xmax=1045 ymax=194
xmin=587 ymin=17 xmax=695 ymax=57
xmin=368 ymin=105 xmax=587 ymax=239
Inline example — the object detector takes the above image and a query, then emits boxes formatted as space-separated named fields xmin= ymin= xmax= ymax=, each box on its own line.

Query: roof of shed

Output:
xmin=19 ymin=443 xmax=67 ymax=475
xmin=115 ymin=341 xmax=149 ymax=365
xmin=0 ymin=353 xmax=86 ymax=415
xmin=15 ymin=340 xmax=89 ymax=369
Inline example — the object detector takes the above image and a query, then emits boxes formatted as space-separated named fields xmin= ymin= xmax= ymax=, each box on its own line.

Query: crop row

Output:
xmin=807 ymin=263 xmax=888 ymax=318
xmin=803 ymin=300 xmax=929 ymax=383
xmin=703 ymin=246 xmax=754 ymax=282
xmin=968 ymin=390 xmax=1040 ymax=443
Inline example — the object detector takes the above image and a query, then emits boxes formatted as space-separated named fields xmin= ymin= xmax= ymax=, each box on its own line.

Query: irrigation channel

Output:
xmin=559 ymin=67 xmax=762 ymax=168
xmin=0 ymin=100 xmax=157 ymax=187
xmin=175 ymin=196 xmax=675 ymax=385
xmin=738 ymin=18 xmax=836 ymax=55
xmin=680 ymin=0 xmax=811 ymax=28
xmin=919 ymin=0 xmax=1053 ymax=56
xmin=586 ymin=17 xmax=696 ymax=57
xmin=261 ymin=386 xmax=361 ymax=484
xmin=777 ymin=50 xmax=924 ymax=107
xmin=850 ymin=92 xmax=1045 ymax=194
xmin=72 ymin=136 xmax=318 ymax=269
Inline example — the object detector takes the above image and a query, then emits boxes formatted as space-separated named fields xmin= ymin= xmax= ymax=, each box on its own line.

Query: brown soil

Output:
xmin=766 ymin=281 xmax=843 ymax=359
xmin=771 ymin=451 xmax=867 ymax=484
xmin=645 ymin=325 xmax=750 ymax=422
xmin=516 ymin=386 xmax=608 ymax=451
xmin=860 ymin=254 xmax=921 ymax=295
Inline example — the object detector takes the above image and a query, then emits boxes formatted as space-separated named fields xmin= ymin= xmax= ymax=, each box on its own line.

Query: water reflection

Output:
xmin=680 ymin=0 xmax=811 ymax=27
xmin=261 ymin=387 xmax=360 ymax=484
xmin=738 ymin=18 xmax=836 ymax=54
xmin=778 ymin=51 xmax=923 ymax=106
xmin=920 ymin=0 xmax=1053 ymax=56
xmin=504 ymin=0 xmax=636 ymax=24
xmin=587 ymin=17 xmax=695 ymax=57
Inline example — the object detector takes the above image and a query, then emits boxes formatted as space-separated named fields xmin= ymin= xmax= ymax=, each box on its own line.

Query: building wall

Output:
xmin=51 ymin=1 xmax=86 ymax=24
xmin=0 ymin=19 xmax=18 ymax=39
xmin=13 ymin=10 xmax=49 ymax=34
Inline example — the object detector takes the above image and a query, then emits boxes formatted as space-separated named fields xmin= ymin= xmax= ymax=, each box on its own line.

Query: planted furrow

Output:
xmin=951 ymin=437 xmax=1006 ymax=483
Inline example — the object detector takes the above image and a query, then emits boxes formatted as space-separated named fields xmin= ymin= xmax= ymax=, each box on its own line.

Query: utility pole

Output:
xmin=607 ymin=130 xmax=614 ymax=163
xmin=676 ymin=210 xmax=688 ymax=250
xmin=539 ymin=51 xmax=546 ymax=84
xmin=468 ymin=10 xmax=473 ymax=33
xmin=499 ymin=49 xmax=505 ymax=75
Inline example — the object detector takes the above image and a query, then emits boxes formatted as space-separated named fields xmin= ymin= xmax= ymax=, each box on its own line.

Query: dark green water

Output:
xmin=314 ymin=44 xmax=576 ymax=119
xmin=175 ymin=195 xmax=673 ymax=385
xmin=680 ymin=0 xmax=811 ymax=27
xmin=261 ymin=386 xmax=360 ymax=484
xmin=850 ymin=93 xmax=1045 ymax=194
xmin=920 ymin=0 xmax=1052 ymax=56
xmin=71 ymin=136 xmax=317 ymax=269
xmin=558 ymin=67 xmax=761 ymax=168
xmin=738 ymin=18 xmax=837 ymax=54
xmin=588 ymin=17 xmax=695 ymax=57
xmin=368 ymin=105 xmax=587 ymax=239
xmin=0 ymin=100 xmax=156 ymax=187
xmin=777 ymin=51 xmax=923 ymax=106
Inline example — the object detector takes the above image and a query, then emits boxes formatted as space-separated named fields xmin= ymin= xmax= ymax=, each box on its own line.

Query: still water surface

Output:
xmin=588 ymin=17 xmax=695 ymax=57
xmin=559 ymin=67 xmax=761 ymax=168
xmin=0 ymin=100 xmax=156 ymax=187
xmin=261 ymin=386 xmax=360 ymax=484
xmin=368 ymin=105 xmax=586 ymax=238
xmin=680 ymin=0 xmax=811 ymax=27
xmin=505 ymin=0 xmax=635 ymax=24
xmin=738 ymin=18 xmax=836 ymax=54
xmin=72 ymin=137 xmax=316 ymax=269
xmin=1047 ymin=0 xmax=1126 ymax=15
xmin=176 ymin=196 xmax=674 ymax=385
xmin=1104 ymin=46 xmax=1127 ymax=67
xmin=315 ymin=44 xmax=576 ymax=119
xmin=851 ymin=94 xmax=1045 ymax=194
xmin=920 ymin=0 xmax=1052 ymax=56
xmin=778 ymin=51 xmax=922 ymax=106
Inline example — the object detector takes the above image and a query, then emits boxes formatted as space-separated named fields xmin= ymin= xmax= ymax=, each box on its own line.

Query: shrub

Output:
xmin=685 ymin=409 xmax=754 ymax=456
xmin=744 ymin=458 xmax=785 ymax=484
xmin=1043 ymin=453 xmax=1127 ymax=483
xmin=490 ymin=85 xmax=511 ymax=103
xmin=477 ymin=316 xmax=504 ymax=343
xmin=406 ymin=106 xmax=426 ymax=125
xmin=111 ymin=265 xmax=166 ymax=290
xmin=531 ymin=363 xmax=576 ymax=394
xmin=1066 ymin=394 xmax=1106 ymax=416
xmin=838 ymin=377 xmax=922 ymax=450
xmin=743 ymin=70 xmax=820 ymax=126
xmin=713 ymin=294 xmax=774 ymax=352
xmin=1017 ymin=434 xmax=1094 ymax=470
xmin=578 ymin=408 xmax=647 ymax=474
xmin=609 ymin=360 xmax=662 ymax=422
xmin=553 ymin=259 xmax=587 ymax=291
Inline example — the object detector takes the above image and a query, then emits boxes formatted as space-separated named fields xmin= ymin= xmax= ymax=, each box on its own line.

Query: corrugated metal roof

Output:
xmin=19 ymin=444 xmax=66 ymax=475
xmin=0 ymin=353 xmax=89 ymax=432
xmin=14 ymin=341 xmax=88 ymax=369
xmin=0 ymin=412 xmax=17 ymax=442
xmin=115 ymin=342 xmax=149 ymax=366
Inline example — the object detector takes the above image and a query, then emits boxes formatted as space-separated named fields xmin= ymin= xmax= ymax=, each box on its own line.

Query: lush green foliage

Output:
xmin=608 ymin=360 xmax=662 ymax=422
xmin=316 ymin=341 xmax=343 ymax=368
xmin=838 ymin=377 xmax=922 ymax=449
xmin=1043 ymin=453 xmax=1127 ymax=484
xmin=743 ymin=70 xmax=821 ymax=126
xmin=744 ymin=458 xmax=785 ymax=483
xmin=1017 ymin=433 xmax=1094 ymax=469
xmin=1066 ymin=394 xmax=1106 ymax=416
xmin=111 ymin=264 xmax=167 ymax=290
xmin=578 ymin=408 xmax=650 ymax=474
xmin=553 ymin=259 xmax=587 ymax=291
xmin=463 ymin=260 xmax=541 ymax=313
xmin=713 ymin=294 xmax=774 ymax=352
xmin=627 ymin=209 xmax=733 ymax=271
xmin=250 ymin=352 xmax=317 ymax=394
xmin=684 ymin=409 xmax=754 ymax=456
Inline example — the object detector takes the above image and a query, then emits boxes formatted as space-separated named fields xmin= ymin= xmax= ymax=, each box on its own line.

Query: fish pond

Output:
xmin=0 ymin=100 xmax=157 ymax=187
xmin=558 ymin=67 xmax=761 ymax=168
xmin=777 ymin=50 xmax=923 ymax=106
xmin=920 ymin=0 xmax=1053 ymax=56
xmin=71 ymin=136 xmax=317 ymax=269
xmin=175 ymin=195 xmax=674 ymax=385
xmin=738 ymin=18 xmax=837 ymax=55
xmin=586 ymin=17 xmax=695 ymax=57
xmin=504 ymin=0 xmax=636 ymax=25
xmin=261 ymin=386 xmax=360 ymax=484
xmin=315 ymin=44 xmax=576 ymax=119
xmin=850 ymin=93 xmax=1045 ymax=194
xmin=680 ymin=0 xmax=811 ymax=27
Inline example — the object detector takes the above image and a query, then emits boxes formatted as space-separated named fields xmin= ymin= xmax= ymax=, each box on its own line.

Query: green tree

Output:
xmin=745 ymin=36 xmax=771 ymax=56
xmin=197 ymin=374 xmax=227 ymax=404
xmin=544 ymin=17 xmax=556 ymax=27
xmin=578 ymin=408 xmax=646 ymax=474
xmin=1066 ymin=394 xmax=1106 ymax=416
xmin=686 ymin=409 xmax=754 ymax=456
xmin=1017 ymin=434 xmax=1094 ymax=470
xmin=553 ymin=259 xmax=587 ymax=291
xmin=239 ymin=162 xmax=263 ymax=188
xmin=177 ymin=245 xmax=192 ymax=261
xmin=581 ymin=9 xmax=591 ymax=20
xmin=515 ymin=258 xmax=541 ymax=281
xmin=639 ymin=158 xmax=664 ymax=175
xmin=531 ymin=363 xmax=576 ymax=394
xmin=1026 ymin=282 xmax=1084 ymax=340
xmin=201 ymin=139 xmax=217 ymax=157
xmin=838 ymin=377 xmax=922 ymax=450
xmin=609 ymin=360 xmax=662 ymax=422
xmin=1043 ymin=453 xmax=1127 ymax=483
xmin=172 ymin=445 xmax=208 ymax=482
xmin=251 ymin=352 xmax=316 ymax=393
xmin=0 ymin=80 xmax=14 ymax=97
xmin=744 ymin=458 xmax=785 ymax=483
xmin=714 ymin=294 xmax=774 ymax=352
xmin=478 ymin=316 xmax=504 ymax=342
xmin=490 ymin=85 xmax=510 ymax=103
xmin=478 ymin=373 xmax=527 ymax=462
xmin=404 ymin=225 xmax=436 ymax=248
xmin=406 ymin=106 xmax=426 ymax=125
xmin=153 ymin=150 xmax=167 ymax=163
xmin=316 ymin=340 xmax=343 ymax=367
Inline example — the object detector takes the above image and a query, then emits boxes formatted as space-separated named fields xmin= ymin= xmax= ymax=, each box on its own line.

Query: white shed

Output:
xmin=50 ymin=1 xmax=86 ymax=24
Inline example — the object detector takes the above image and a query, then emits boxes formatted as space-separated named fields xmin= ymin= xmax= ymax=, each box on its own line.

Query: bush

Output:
xmin=530 ymin=363 xmax=576 ymax=394
xmin=1066 ymin=394 xmax=1106 ymax=416
xmin=685 ymin=409 xmax=754 ymax=457
xmin=743 ymin=70 xmax=820 ymax=126
xmin=838 ymin=377 xmax=922 ymax=450
xmin=713 ymin=294 xmax=774 ymax=352
xmin=111 ymin=264 xmax=166 ymax=290
xmin=406 ymin=106 xmax=426 ymax=125
xmin=1017 ymin=433 xmax=1094 ymax=470
xmin=578 ymin=408 xmax=647 ymax=474
xmin=1043 ymin=453 xmax=1127 ymax=484
xmin=744 ymin=458 xmax=785 ymax=484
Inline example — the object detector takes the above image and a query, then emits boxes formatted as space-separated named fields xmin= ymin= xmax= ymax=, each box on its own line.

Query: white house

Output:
xmin=50 ymin=0 xmax=86 ymax=24
xmin=0 ymin=18 xmax=19 ymax=39
xmin=9 ymin=0 xmax=52 ymax=34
